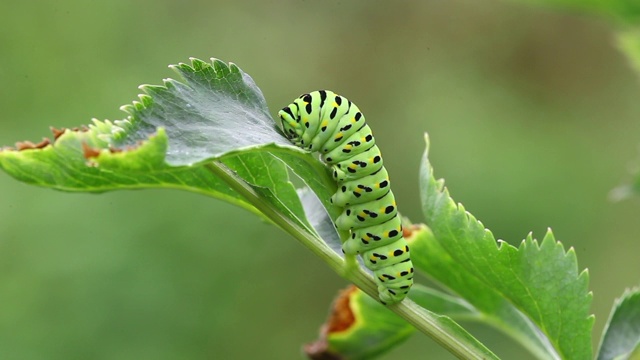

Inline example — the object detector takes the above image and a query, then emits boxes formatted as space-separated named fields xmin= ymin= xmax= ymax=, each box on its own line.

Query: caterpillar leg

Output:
xmin=343 ymin=254 xmax=359 ymax=273
xmin=339 ymin=229 xmax=359 ymax=276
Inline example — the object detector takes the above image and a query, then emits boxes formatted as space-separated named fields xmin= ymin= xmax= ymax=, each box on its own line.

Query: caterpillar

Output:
xmin=278 ymin=90 xmax=413 ymax=305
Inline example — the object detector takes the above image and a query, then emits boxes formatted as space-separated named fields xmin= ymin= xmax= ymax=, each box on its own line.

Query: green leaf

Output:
xmin=0 ymin=126 xmax=257 ymax=210
xmin=304 ymin=286 xmax=416 ymax=360
xmin=617 ymin=28 xmax=640 ymax=76
xmin=409 ymin=285 xmax=481 ymax=321
xmin=113 ymin=58 xmax=288 ymax=164
xmin=418 ymin=133 xmax=594 ymax=360
xmin=504 ymin=0 xmax=640 ymax=25
xmin=0 ymin=59 xmax=322 ymax=233
xmin=219 ymin=152 xmax=312 ymax=231
xmin=298 ymin=188 xmax=342 ymax=255
xmin=597 ymin=287 xmax=640 ymax=360
xmin=409 ymin=223 xmax=559 ymax=358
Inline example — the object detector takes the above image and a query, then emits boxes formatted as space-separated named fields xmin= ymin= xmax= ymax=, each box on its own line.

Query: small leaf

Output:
xmin=597 ymin=287 xmax=640 ymax=360
xmin=221 ymin=152 xmax=312 ymax=230
xmin=419 ymin=134 xmax=594 ymax=360
xmin=305 ymin=286 xmax=415 ymax=360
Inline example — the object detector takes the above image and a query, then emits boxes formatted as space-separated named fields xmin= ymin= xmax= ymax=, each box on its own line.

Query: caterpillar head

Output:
xmin=278 ymin=104 xmax=304 ymax=145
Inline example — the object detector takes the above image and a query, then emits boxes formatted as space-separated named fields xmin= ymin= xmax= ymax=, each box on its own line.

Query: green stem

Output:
xmin=205 ymin=160 xmax=497 ymax=360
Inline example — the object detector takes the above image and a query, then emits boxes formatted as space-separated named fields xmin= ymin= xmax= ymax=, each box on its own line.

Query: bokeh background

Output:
xmin=1 ymin=1 xmax=639 ymax=359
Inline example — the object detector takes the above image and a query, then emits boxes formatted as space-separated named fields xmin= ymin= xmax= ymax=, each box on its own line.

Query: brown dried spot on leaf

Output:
xmin=72 ymin=125 xmax=90 ymax=132
xmin=303 ymin=286 xmax=357 ymax=360
xmin=15 ymin=138 xmax=51 ymax=151
xmin=34 ymin=138 xmax=51 ymax=149
xmin=82 ymin=142 xmax=102 ymax=159
xmin=326 ymin=286 xmax=357 ymax=333
xmin=50 ymin=127 xmax=66 ymax=140
xmin=50 ymin=125 xmax=90 ymax=141
xmin=1 ymin=125 xmax=93 ymax=153
xmin=403 ymin=223 xmax=422 ymax=238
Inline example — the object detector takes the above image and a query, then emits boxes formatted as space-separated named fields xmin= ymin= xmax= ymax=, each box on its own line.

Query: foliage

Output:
xmin=3 ymin=57 xmax=638 ymax=359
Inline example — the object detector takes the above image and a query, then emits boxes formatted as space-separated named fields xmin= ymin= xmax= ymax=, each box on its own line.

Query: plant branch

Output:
xmin=204 ymin=160 xmax=498 ymax=360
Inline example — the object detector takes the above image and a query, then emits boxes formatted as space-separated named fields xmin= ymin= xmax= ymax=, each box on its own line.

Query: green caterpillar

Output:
xmin=278 ymin=90 xmax=413 ymax=304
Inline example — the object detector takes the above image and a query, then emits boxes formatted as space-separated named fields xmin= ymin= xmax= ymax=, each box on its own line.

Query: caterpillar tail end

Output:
xmin=377 ymin=286 xmax=406 ymax=305
xmin=341 ymin=256 xmax=404 ymax=306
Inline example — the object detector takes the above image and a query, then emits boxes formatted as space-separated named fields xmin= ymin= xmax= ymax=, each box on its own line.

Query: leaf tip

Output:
xmin=423 ymin=132 xmax=431 ymax=152
xmin=50 ymin=126 xmax=66 ymax=140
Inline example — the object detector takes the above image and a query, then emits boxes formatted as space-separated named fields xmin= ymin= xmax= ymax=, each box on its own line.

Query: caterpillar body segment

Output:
xmin=278 ymin=90 xmax=413 ymax=304
xmin=335 ymin=190 xmax=397 ymax=230
xmin=330 ymin=168 xmax=390 ymax=207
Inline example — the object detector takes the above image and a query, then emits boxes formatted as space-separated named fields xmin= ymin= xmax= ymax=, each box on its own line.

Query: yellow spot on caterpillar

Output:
xmin=370 ymin=255 xmax=377 ymax=262
xmin=321 ymin=120 xmax=329 ymax=127
xmin=383 ymin=231 xmax=389 ymax=237
xmin=351 ymin=118 xmax=357 ymax=123
xmin=359 ymin=211 xmax=367 ymax=218
xmin=344 ymin=144 xmax=352 ymax=150
xmin=333 ymin=102 xmax=339 ymax=107
xmin=335 ymin=132 xmax=343 ymax=139
xmin=354 ymin=188 xmax=362 ymax=194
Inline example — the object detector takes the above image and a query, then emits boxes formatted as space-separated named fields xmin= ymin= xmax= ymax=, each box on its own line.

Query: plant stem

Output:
xmin=205 ymin=160 xmax=497 ymax=360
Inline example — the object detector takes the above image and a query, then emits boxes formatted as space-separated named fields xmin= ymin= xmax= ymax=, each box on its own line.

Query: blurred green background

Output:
xmin=1 ymin=1 xmax=639 ymax=359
